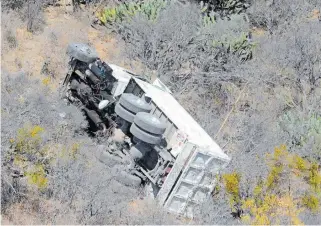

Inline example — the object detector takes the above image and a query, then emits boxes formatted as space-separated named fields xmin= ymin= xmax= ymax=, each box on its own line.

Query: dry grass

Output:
xmin=0 ymin=6 xmax=152 ymax=224
xmin=308 ymin=9 xmax=320 ymax=20
xmin=2 ymin=198 xmax=77 ymax=225
xmin=251 ymin=27 xmax=266 ymax=37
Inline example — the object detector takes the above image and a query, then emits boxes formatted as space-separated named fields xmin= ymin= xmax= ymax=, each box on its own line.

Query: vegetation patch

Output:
xmin=2 ymin=0 xmax=321 ymax=224
xmin=97 ymin=0 xmax=167 ymax=24
xmin=218 ymin=145 xmax=321 ymax=224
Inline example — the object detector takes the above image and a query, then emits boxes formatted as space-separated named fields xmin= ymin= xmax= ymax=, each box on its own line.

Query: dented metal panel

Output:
xmin=108 ymin=64 xmax=132 ymax=97
xmin=163 ymin=144 xmax=229 ymax=218
xmin=157 ymin=142 xmax=196 ymax=206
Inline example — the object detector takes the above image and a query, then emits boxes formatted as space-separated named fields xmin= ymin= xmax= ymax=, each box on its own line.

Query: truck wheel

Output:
xmin=115 ymin=103 xmax=135 ymax=123
xmin=116 ymin=170 xmax=142 ymax=187
xmin=119 ymin=93 xmax=152 ymax=114
xmin=134 ymin=112 xmax=166 ymax=135
xmin=66 ymin=43 xmax=98 ymax=63
xmin=130 ymin=123 xmax=162 ymax=145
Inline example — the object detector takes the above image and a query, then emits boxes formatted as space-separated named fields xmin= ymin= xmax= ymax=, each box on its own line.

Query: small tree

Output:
xmin=24 ymin=0 xmax=45 ymax=32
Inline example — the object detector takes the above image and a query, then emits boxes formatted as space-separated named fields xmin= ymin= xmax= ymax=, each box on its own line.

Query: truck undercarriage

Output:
xmin=61 ymin=43 xmax=230 ymax=218
xmin=62 ymin=43 xmax=175 ymax=189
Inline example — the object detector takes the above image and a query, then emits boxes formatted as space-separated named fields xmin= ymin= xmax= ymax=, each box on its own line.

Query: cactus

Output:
xmin=203 ymin=11 xmax=216 ymax=27
xmin=98 ymin=0 xmax=167 ymax=25
xmin=211 ymin=32 xmax=255 ymax=62
xmin=200 ymin=0 xmax=250 ymax=18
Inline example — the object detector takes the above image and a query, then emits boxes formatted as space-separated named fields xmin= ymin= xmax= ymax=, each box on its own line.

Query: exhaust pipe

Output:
xmin=83 ymin=107 xmax=106 ymax=131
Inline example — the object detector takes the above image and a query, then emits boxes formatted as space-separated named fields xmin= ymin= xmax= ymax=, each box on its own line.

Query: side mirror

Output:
xmin=98 ymin=100 xmax=110 ymax=110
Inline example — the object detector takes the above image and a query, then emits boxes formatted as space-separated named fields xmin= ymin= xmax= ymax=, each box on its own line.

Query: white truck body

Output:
xmin=108 ymin=63 xmax=230 ymax=218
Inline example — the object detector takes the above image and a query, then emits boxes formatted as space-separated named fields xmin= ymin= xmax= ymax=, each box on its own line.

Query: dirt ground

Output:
xmin=1 ymin=5 xmax=144 ymax=89
xmin=1 ymin=5 xmax=147 ymax=225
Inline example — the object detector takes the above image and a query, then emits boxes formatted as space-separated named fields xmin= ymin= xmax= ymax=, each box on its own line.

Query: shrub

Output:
xmin=25 ymin=164 xmax=48 ymax=190
xmin=255 ymin=18 xmax=321 ymax=87
xmin=13 ymin=124 xmax=45 ymax=153
xmin=222 ymin=172 xmax=242 ymax=214
xmin=5 ymin=30 xmax=18 ymax=49
xmin=290 ymin=154 xmax=309 ymax=172
xmin=4 ymin=0 xmax=48 ymax=33
xmin=25 ymin=0 xmax=45 ymax=32
xmin=1 ymin=0 xmax=25 ymax=10
xmin=240 ymin=145 xmax=320 ymax=224
xmin=8 ymin=124 xmax=55 ymax=192
xmin=309 ymin=162 xmax=321 ymax=193
xmin=1 ymin=72 xmax=85 ymax=209
xmin=1 ymin=11 xmax=23 ymax=52
xmin=302 ymin=194 xmax=320 ymax=212
xmin=114 ymin=2 xmax=252 ymax=91
xmin=247 ymin=0 xmax=319 ymax=33
xmin=204 ymin=145 xmax=321 ymax=225
xmin=223 ymin=172 xmax=240 ymax=197
xmin=279 ymin=110 xmax=321 ymax=160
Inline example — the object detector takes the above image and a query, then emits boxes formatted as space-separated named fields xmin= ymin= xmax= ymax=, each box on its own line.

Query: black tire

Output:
xmin=130 ymin=123 xmax=161 ymax=144
xmin=119 ymin=93 xmax=152 ymax=114
xmin=134 ymin=112 xmax=166 ymax=135
xmin=115 ymin=103 xmax=135 ymax=122
xmin=66 ymin=43 xmax=98 ymax=63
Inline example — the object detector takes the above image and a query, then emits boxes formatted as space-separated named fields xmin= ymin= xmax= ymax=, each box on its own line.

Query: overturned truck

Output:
xmin=62 ymin=43 xmax=230 ymax=218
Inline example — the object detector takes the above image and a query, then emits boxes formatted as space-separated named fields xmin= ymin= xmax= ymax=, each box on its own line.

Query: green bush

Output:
xmin=279 ymin=111 xmax=321 ymax=159
xmin=302 ymin=193 xmax=320 ymax=212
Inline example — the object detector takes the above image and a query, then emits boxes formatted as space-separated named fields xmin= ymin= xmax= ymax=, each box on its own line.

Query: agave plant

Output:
xmin=203 ymin=11 xmax=217 ymax=27
xmin=98 ymin=7 xmax=117 ymax=24
xmin=229 ymin=32 xmax=255 ymax=61
xmin=140 ymin=0 xmax=167 ymax=21
xmin=211 ymin=32 xmax=255 ymax=62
